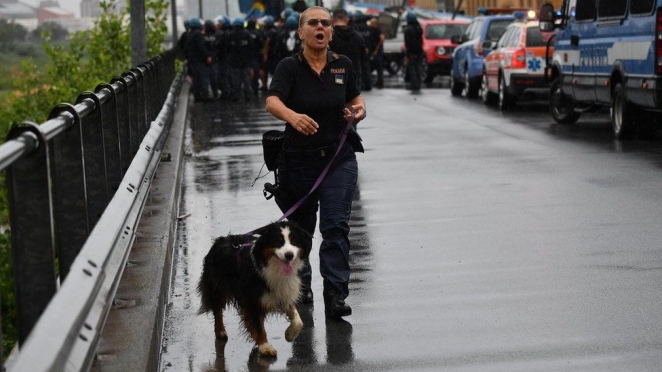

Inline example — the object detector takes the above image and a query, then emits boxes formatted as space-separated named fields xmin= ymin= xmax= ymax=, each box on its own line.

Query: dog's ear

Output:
xmin=288 ymin=223 xmax=312 ymax=259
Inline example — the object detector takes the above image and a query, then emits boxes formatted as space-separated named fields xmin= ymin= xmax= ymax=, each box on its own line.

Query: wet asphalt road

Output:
xmin=159 ymin=76 xmax=662 ymax=371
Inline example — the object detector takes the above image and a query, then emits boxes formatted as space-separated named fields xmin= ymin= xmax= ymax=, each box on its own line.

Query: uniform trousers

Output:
xmin=282 ymin=142 xmax=358 ymax=298
xmin=217 ymin=59 xmax=232 ymax=99
xmin=407 ymin=54 xmax=422 ymax=91
xmin=230 ymin=66 xmax=252 ymax=101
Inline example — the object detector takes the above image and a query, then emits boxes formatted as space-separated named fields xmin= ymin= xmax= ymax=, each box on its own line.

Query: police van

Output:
xmin=539 ymin=0 xmax=662 ymax=138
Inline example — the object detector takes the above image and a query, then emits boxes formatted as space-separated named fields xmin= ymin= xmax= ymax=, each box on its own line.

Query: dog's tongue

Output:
xmin=279 ymin=259 xmax=294 ymax=276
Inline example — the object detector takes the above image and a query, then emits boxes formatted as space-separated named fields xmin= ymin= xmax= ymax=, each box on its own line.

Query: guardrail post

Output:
xmin=110 ymin=76 xmax=133 ymax=174
xmin=75 ymin=92 xmax=109 ymax=229
xmin=122 ymin=72 xmax=142 ymax=158
xmin=96 ymin=83 xmax=123 ymax=199
xmin=6 ymin=122 xmax=56 ymax=345
xmin=129 ymin=68 xmax=147 ymax=138
xmin=49 ymin=104 xmax=90 ymax=281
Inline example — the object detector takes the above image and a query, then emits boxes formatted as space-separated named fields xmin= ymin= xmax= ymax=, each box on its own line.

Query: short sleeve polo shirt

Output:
xmin=267 ymin=51 xmax=360 ymax=149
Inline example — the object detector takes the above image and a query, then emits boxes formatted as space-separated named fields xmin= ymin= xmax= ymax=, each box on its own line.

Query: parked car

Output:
xmin=538 ymin=0 xmax=662 ymax=139
xmin=481 ymin=20 xmax=555 ymax=110
xmin=414 ymin=19 xmax=469 ymax=83
xmin=450 ymin=15 xmax=515 ymax=97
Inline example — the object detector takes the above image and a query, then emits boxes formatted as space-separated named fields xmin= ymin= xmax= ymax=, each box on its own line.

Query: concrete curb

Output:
xmin=91 ymin=79 xmax=190 ymax=372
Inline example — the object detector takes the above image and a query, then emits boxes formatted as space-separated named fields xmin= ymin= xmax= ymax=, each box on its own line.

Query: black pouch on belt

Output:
xmin=262 ymin=130 xmax=285 ymax=171
xmin=347 ymin=125 xmax=364 ymax=153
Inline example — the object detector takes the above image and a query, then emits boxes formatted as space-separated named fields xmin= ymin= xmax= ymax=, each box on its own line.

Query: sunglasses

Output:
xmin=306 ymin=18 xmax=332 ymax=27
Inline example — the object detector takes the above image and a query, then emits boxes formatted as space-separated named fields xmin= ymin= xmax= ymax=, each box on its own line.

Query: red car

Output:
xmin=403 ymin=19 xmax=469 ymax=83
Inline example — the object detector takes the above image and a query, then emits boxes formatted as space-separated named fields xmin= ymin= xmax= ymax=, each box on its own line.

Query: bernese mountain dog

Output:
xmin=197 ymin=221 xmax=312 ymax=357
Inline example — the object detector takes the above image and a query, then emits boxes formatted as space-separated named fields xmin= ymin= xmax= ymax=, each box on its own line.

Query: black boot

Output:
xmin=300 ymin=281 xmax=314 ymax=304
xmin=323 ymin=280 xmax=351 ymax=318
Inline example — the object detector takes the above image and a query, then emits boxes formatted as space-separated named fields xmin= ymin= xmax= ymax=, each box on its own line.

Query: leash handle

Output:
xmin=244 ymin=113 xmax=356 ymax=237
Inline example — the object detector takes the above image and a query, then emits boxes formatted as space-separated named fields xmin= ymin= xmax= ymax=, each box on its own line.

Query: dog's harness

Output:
xmin=236 ymin=113 xmax=357 ymax=254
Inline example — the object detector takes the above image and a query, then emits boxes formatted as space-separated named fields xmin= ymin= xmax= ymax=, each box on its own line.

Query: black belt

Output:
xmin=284 ymin=143 xmax=337 ymax=159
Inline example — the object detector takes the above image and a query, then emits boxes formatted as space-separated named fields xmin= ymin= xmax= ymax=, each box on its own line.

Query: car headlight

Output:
xmin=436 ymin=46 xmax=446 ymax=56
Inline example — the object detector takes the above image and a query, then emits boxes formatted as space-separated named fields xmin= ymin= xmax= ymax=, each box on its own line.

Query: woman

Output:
xmin=265 ymin=6 xmax=367 ymax=319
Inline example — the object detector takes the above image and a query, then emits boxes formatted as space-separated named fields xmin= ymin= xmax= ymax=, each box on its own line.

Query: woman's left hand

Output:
xmin=344 ymin=105 xmax=366 ymax=122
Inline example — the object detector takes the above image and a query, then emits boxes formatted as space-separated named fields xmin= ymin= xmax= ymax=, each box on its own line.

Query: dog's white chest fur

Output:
xmin=260 ymin=263 xmax=302 ymax=310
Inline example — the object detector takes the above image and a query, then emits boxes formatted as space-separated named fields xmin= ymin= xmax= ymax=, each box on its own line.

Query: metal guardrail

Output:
xmin=0 ymin=49 xmax=185 ymax=371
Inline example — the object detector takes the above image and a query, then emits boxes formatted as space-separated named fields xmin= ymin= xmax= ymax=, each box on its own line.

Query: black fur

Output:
xmin=197 ymin=221 xmax=312 ymax=351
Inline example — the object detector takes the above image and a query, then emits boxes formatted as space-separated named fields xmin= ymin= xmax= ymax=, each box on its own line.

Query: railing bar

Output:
xmin=0 ymin=133 xmax=38 ymax=172
xmin=7 ymin=69 xmax=184 ymax=371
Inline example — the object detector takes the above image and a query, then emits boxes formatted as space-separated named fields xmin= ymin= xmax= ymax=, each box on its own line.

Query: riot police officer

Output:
xmin=404 ymin=12 xmax=423 ymax=91
xmin=227 ymin=17 xmax=254 ymax=101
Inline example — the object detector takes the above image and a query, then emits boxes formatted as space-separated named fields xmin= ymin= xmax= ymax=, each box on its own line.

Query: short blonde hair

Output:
xmin=299 ymin=6 xmax=332 ymax=28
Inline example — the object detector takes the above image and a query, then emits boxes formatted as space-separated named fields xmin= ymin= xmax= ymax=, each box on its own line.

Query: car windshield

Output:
xmin=425 ymin=24 xmax=467 ymax=39
xmin=485 ymin=20 xmax=512 ymax=41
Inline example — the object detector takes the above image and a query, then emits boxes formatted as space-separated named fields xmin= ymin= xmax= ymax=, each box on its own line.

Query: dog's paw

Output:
xmin=285 ymin=318 xmax=303 ymax=342
xmin=258 ymin=342 xmax=278 ymax=357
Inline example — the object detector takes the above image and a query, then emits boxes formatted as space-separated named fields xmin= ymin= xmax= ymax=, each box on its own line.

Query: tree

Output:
xmin=0 ymin=20 xmax=28 ymax=51
xmin=31 ymin=21 xmax=69 ymax=42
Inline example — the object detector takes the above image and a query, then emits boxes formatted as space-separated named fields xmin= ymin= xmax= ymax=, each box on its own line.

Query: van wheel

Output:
xmin=450 ymin=73 xmax=463 ymax=96
xmin=481 ymin=71 xmax=497 ymax=105
xmin=549 ymin=78 xmax=580 ymax=124
xmin=611 ymin=83 xmax=636 ymax=139
xmin=498 ymin=73 xmax=515 ymax=111
xmin=464 ymin=68 xmax=479 ymax=98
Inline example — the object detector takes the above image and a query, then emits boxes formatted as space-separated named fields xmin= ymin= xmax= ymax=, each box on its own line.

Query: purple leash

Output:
xmin=241 ymin=113 xmax=356 ymax=243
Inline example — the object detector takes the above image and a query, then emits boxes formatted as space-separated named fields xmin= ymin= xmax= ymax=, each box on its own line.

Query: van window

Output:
xmin=525 ymin=27 xmax=546 ymax=47
xmin=463 ymin=20 xmax=479 ymax=40
xmin=598 ymin=0 xmax=626 ymax=18
xmin=497 ymin=28 xmax=513 ymax=48
xmin=630 ymin=0 xmax=655 ymax=15
xmin=574 ymin=0 xmax=596 ymax=21
xmin=506 ymin=27 xmax=521 ymax=47
xmin=426 ymin=24 xmax=467 ymax=40
xmin=485 ymin=19 xmax=512 ymax=41
xmin=473 ymin=20 xmax=484 ymax=39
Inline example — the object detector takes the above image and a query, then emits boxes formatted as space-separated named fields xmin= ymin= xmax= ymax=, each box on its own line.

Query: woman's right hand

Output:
xmin=289 ymin=113 xmax=318 ymax=136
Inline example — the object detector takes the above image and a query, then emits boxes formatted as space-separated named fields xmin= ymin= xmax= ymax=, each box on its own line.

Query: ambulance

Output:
xmin=482 ymin=18 xmax=555 ymax=110
xmin=539 ymin=0 xmax=662 ymax=138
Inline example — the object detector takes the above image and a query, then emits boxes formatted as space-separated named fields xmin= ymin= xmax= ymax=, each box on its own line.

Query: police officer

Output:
xmin=369 ymin=18 xmax=385 ymax=89
xmin=261 ymin=15 xmax=279 ymax=89
xmin=215 ymin=16 xmax=233 ymax=100
xmin=186 ymin=18 xmax=213 ymax=102
xmin=404 ymin=12 xmax=423 ymax=91
xmin=203 ymin=20 xmax=220 ymax=99
xmin=353 ymin=11 xmax=373 ymax=91
xmin=177 ymin=19 xmax=191 ymax=61
xmin=227 ymin=17 xmax=254 ymax=101
xmin=276 ymin=15 xmax=302 ymax=59
xmin=329 ymin=8 xmax=366 ymax=92
xmin=266 ymin=6 xmax=366 ymax=318
xmin=246 ymin=19 xmax=265 ymax=93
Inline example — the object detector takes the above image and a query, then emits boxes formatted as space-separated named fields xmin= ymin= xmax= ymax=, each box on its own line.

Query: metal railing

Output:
xmin=0 ymin=48 xmax=185 ymax=371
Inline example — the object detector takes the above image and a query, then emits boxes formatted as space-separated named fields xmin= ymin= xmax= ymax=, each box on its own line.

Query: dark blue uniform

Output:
xmin=267 ymin=51 xmax=361 ymax=299
xmin=404 ymin=20 xmax=423 ymax=91
xmin=186 ymin=27 xmax=212 ymax=101
xmin=227 ymin=23 xmax=254 ymax=101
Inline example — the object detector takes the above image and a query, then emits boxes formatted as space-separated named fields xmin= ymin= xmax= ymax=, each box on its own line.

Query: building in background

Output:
xmin=37 ymin=0 xmax=74 ymax=23
xmin=0 ymin=0 xmax=38 ymax=29
xmin=80 ymin=0 xmax=102 ymax=17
